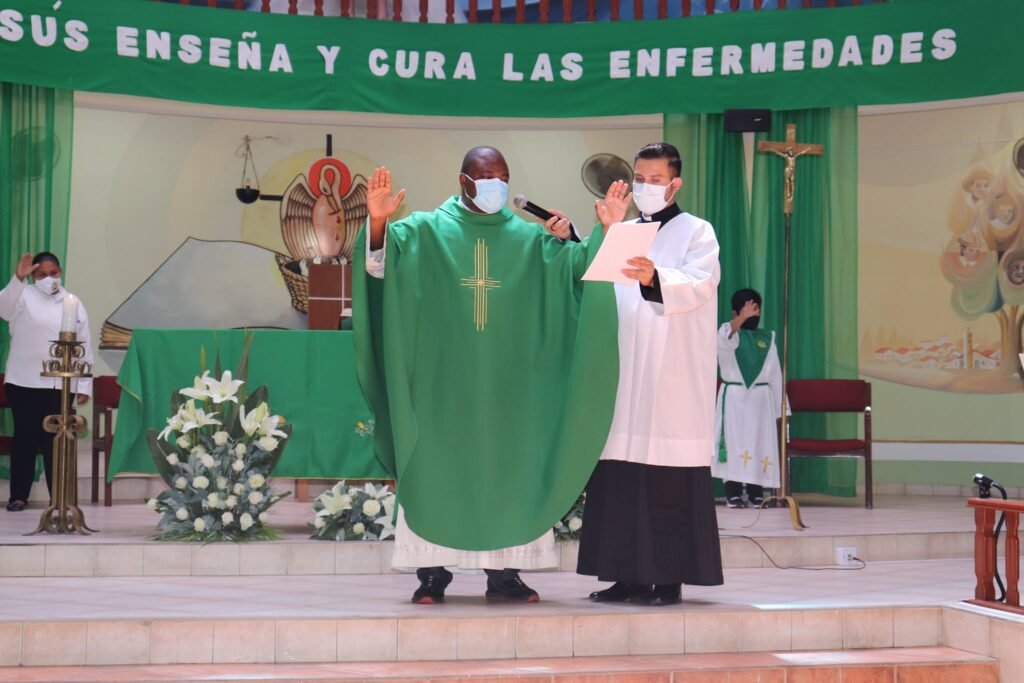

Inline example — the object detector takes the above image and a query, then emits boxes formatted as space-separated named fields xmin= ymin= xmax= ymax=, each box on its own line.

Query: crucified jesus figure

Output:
xmin=757 ymin=124 xmax=824 ymax=215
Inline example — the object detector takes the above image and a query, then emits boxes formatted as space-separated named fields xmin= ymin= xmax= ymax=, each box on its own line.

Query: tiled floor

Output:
xmin=0 ymin=495 xmax=979 ymax=545
xmin=0 ymin=559 xmax=982 ymax=622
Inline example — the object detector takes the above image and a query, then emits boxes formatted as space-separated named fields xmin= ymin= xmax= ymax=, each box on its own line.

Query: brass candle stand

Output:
xmin=29 ymin=330 xmax=96 ymax=535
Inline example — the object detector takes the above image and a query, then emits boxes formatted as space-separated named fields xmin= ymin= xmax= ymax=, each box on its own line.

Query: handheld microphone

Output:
xmin=513 ymin=194 xmax=556 ymax=222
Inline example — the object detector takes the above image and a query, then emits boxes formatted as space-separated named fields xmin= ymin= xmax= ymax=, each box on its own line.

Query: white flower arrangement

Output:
xmin=553 ymin=492 xmax=585 ymax=542
xmin=309 ymin=481 xmax=396 ymax=541
xmin=145 ymin=339 xmax=293 ymax=542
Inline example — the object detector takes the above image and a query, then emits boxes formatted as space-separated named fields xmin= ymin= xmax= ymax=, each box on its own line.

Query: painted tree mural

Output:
xmin=941 ymin=162 xmax=1024 ymax=375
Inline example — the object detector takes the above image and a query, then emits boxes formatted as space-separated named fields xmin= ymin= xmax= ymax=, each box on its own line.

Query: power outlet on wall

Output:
xmin=835 ymin=546 xmax=858 ymax=566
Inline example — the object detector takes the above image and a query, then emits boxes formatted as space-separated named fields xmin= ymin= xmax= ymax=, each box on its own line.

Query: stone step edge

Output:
xmin=0 ymin=647 xmax=998 ymax=682
xmin=0 ymin=532 xmax=992 ymax=577
xmin=0 ymin=605 xmax=979 ymax=667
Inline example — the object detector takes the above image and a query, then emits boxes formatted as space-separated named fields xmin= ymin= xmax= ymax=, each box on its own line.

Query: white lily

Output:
xmin=177 ymin=400 xmax=222 ymax=435
xmin=364 ymin=482 xmax=391 ymax=499
xmin=203 ymin=370 xmax=245 ymax=404
xmin=320 ymin=492 xmax=352 ymax=515
xmin=375 ymin=512 xmax=395 ymax=540
xmin=158 ymin=413 xmax=184 ymax=441
xmin=258 ymin=414 xmax=288 ymax=439
xmin=239 ymin=402 xmax=270 ymax=437
xmin=179 ymin=372 xmax=212 ymax=401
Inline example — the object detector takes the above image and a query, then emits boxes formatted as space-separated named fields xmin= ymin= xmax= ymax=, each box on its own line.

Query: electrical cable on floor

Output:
xmin=719 ymin=533 xmax=867 ymax=571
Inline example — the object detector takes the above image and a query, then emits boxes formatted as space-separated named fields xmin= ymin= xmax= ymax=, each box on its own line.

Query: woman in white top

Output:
xmin=0 ymin=252 xmax=92 ymax=511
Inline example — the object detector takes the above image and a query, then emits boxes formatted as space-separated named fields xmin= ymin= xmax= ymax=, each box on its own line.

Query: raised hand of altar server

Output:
xmin=542 ymin=209 xmax=573 ymax=240
xmin=729 ymin=299 xmax=760 ymax=336
xmin=595 ymin=179 xmax=632 ymax=230
xmin=15 ymin=253 xmax=39 ymax=281
xmin=622 ymin=256 xmax=656 ymax=287
xmin=367 ymin=167 xmax=406 ymax=249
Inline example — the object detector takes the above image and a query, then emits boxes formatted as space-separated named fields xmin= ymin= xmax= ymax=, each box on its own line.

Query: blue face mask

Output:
xmin=464 ymin=175 xmax=509 ymax=214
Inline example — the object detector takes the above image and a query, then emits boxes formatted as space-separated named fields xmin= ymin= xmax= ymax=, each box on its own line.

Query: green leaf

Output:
xmin=236 ymin=332 xmax=255 ymax=388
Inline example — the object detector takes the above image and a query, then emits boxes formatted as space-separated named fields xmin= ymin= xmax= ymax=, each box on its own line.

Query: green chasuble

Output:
xmin=353 ymin=196 xmax=618 ymax=551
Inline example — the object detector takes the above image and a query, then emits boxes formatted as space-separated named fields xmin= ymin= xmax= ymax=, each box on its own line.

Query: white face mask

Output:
xmin=464 ymin=176 xmax=509 ymax=215
xmin=633 ymin=182 xmax=672 ymax=216
xmin=34 ymin=276 xmax=60 ymax=296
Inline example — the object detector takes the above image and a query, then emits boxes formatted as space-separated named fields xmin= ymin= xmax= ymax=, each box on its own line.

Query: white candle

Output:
xmin=61 ymin=294 xmax=77 ymax=333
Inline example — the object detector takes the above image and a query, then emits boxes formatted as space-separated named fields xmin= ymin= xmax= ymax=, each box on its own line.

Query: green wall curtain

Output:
xmin=751 ymin=108 xmax=859 ymax=497
xmin=665 ymin=107 xmax=860 ymax=498
xmin=0 ymin=83 xmax=74 ymax=478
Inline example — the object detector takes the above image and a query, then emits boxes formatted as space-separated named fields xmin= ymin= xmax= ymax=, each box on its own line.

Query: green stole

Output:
xmin=736 ymin=328 xmax=773 ymax=388
xmin=353 ymin=196 xmax=619 ymax=551
xmin=718 ymin=328 xmax=773 ymax=463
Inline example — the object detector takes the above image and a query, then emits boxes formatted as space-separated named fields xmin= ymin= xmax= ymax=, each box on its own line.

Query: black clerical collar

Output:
xmin=639 ymin=202 xmax=682 ymax=227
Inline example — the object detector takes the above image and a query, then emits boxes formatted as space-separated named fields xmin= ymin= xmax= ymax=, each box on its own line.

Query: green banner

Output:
xmin=0 ymin=0 xmax=1020 ymax=117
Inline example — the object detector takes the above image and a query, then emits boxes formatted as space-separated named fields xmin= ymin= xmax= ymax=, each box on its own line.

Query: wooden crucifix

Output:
xmin=755 ymin=123 xmax=824 ymax=531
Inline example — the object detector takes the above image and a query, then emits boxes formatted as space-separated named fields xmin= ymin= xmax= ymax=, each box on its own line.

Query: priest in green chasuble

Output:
xmin=712 ymin=288 xmax=784 ymax=507
xmin=352 ymin=147 xmax=618 ymax=604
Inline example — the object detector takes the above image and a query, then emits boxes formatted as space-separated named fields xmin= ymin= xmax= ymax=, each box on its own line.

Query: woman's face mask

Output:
xmin=34 ymin=276 xmax=60 ymax=296
xmin=463 ymin=175 xmax=509 ymax=215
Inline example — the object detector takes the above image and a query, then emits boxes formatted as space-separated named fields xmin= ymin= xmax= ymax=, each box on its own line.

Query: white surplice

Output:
xmin=711 ymin=323 xmax=783 ymax=488
xmin=390 ymin=507 xmax=558 ymax=571
xmin=599 ymin=211 xmax=721 ymax=468
xmin=366 ymin=237 xmax=558 ymax=572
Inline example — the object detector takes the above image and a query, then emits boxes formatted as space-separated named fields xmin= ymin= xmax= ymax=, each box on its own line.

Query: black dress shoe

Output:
xmin=411 ymin=568 xmax=452 ymax=604
xmin=631 ymin=584 xmax=682 ymax=606
xmin=5 ymin=500 xmax=26 ymax=512
xmin=589 ymin=581 xmax=649 ymax=602
xmin=485 ymin=572 xmax=539 ymax=602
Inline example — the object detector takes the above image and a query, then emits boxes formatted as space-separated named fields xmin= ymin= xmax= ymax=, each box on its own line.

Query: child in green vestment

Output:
xmin=713 ymin=288 xmax=783 ymax=508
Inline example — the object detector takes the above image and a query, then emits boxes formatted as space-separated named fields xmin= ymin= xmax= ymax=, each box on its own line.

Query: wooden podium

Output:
xmin=307 ymin=262 xmax=352 ymax=331
xmin=298 ymin=262 xmax=351 ymax=501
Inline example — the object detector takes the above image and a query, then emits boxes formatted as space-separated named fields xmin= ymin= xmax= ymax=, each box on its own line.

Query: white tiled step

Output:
xmin=0 ymin=559 xmax=1001 ymax=666
xmin=0 ymin=648 xmax=1003 ymax=683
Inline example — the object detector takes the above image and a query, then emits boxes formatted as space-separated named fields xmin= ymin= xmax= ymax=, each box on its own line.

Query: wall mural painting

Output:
xmin=862 ymin=142 xmax=1024 ymax=394
xmin=101 ymin=136 xmax=373 ymax=349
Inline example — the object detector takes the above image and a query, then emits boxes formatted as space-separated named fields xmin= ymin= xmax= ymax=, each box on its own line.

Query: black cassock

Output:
xmin=576 ymin=203 xmax=723 ymax=588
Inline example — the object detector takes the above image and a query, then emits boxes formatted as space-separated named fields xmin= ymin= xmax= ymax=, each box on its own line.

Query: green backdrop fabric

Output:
xmin=751 ymin=107 xmax=860 ymax=497
xmin=0 ymin=0 xmax=1022 ymax=117
xmin=109 ymin=328 xmax=388 ymax=481
xmin=666 ymin=107 xmax=860 ymax=497
xmin=0 ymin=83 xmax=73 ymax=479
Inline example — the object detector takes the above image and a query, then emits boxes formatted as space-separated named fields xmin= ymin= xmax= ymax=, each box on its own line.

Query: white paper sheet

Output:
xmin=582 ymin=221 xmax=660 ymax=285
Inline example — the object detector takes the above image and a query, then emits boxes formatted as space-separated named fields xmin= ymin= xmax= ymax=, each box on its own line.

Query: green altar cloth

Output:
xmin=109 ymin=328 xmax=388 ymax=480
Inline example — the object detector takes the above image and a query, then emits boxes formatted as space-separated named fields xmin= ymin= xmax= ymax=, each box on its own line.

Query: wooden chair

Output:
xmin=91 ymin=375 xmax=121 ymax=506
xmin=786 ymin=379 xmax=873 ymax=509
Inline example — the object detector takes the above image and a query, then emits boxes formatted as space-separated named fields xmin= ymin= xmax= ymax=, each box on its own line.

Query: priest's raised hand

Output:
xmin=367 ymin=166 xmax=407 ymax=250
xmin=595 ymin=179 xmax=632 ymax=231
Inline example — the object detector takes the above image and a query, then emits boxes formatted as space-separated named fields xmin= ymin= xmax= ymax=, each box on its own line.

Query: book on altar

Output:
xmin=100 ymin=238 xmax=307 ymax=349
xmin=581 ymin=222 xmax=659 ymax=285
